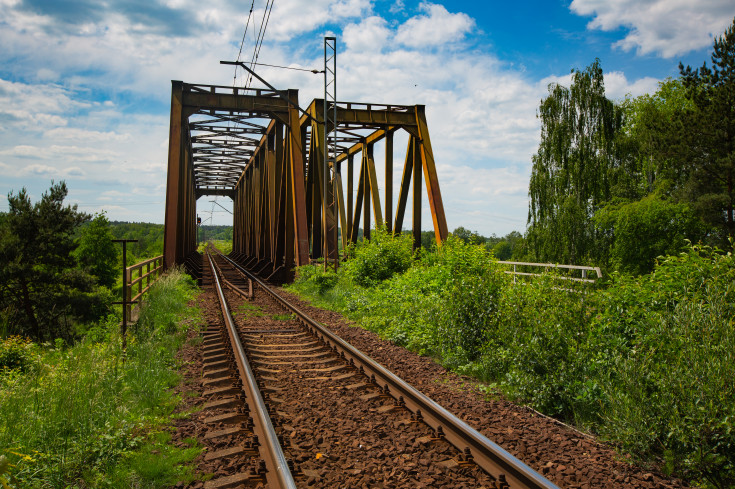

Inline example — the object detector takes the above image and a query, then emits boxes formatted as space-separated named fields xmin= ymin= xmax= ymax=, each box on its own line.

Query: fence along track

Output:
xmin=213 ymin=250 xmax=559 ymax=489
xmin=205 ymin=252 xmax=297 ymax=489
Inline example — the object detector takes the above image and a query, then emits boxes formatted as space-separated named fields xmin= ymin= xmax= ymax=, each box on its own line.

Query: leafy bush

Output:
xmin=590 ymin=244 xmax=735 ymax=487
xmin=343 ymin=228 xmax=414 ymax=287
xmin=594 ymin=195 xmax=702 ymax=274
xmin=0 ymin=336 xmax=36 ymax=373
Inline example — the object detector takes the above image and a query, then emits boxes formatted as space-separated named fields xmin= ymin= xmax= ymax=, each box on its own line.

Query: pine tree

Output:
xmin=679 ymin=17 xmax=735 ymax=245
xmin=0 ymin=182 xmax=108 ymax=341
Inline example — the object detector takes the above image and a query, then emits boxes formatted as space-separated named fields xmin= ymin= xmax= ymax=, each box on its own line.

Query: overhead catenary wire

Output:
xmin=234 ymin=0 xmax=256 ymax=86
xmin=245 ymin=0 xmax=275 ymax=89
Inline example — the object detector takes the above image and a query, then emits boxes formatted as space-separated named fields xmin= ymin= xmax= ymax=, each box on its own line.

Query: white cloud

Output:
xmin=390 ymin=0 xmax=405 ymax=14
xmin=266 ymin=0 xmax=372 ymax=41
xmin=395 ymin=2 xmax=474 ymax=48
xmin=570 ymin=0 xmax=735 ymax=57
xmin=44 ymin=127 xmax=130 ymax=142
xmin=540 ymin=71 xmax=660 ymax=101
xmin=603 ymin=72 xmax=660 ymax=100
xmin=0 ymin=0 xmax=680 ymax=233
xmin=25 ymin=163 xmax=56 ymax=175
xmin=343 ymin=16 xmax=391 ymax=52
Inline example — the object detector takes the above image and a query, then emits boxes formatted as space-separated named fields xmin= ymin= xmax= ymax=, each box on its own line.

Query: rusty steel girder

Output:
xmin=163 ymin=80 xmax=448 ymax=277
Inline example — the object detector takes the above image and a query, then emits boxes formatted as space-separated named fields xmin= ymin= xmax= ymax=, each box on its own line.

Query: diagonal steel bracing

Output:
xmin=164 ymin=80 xmax=448 ymax=279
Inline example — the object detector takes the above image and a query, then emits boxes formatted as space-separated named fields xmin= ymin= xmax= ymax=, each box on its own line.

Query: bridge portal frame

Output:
xmin=163 ymin=80 xmax=448 ymax=279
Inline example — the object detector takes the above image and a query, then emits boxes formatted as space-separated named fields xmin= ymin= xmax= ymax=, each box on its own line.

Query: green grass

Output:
xmin=287 ymin=234 xmax=735 ymax=488
xmin=0 ymin=266 xmax=203 ymax=488
xmin=197 ymin=240 xmax=232 ymax=255
xmin=235 ymin=302 xmax=264 ymax=318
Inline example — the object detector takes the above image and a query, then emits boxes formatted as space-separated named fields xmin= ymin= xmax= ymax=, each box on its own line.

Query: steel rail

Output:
xmin=205 ymin=253 xmax=297 ymax=489
xmin=216 ymin=251 xmax=559 ymax=489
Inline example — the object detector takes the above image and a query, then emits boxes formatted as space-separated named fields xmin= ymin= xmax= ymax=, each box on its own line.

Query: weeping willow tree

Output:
xmin=527 ymin=59 xmax=624 ymax=265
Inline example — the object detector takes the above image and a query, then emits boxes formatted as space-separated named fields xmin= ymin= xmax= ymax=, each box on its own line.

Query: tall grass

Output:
xmin=288 ymin=234 xmax=735 ymax=488
xmin=0 ymin=267 xmax=202 ymax=488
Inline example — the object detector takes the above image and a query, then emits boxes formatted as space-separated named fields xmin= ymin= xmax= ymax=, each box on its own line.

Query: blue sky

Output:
xmin=1 ymin=0 xmax=733 ymax=236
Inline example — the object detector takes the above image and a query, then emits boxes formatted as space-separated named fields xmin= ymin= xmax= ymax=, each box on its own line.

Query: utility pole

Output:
xmin=113 ymin=239 xmax=137 ymax=351
xmin=323 ymin=36 xmax=337 ymax=270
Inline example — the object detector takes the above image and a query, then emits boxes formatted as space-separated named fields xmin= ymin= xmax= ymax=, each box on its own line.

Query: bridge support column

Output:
xmin=164 ymin=81 xmax=197 ymax=269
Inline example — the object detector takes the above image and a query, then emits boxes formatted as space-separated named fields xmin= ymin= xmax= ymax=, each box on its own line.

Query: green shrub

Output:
xmin=289 ymin=238 xmax=735 ymax=487
xmin=0 ymin=336 xmax=36 ymax=373
xmin=594 ymin=195 xmax=702 ymax=275
xmin=343 ymin=228 xmax=415 ymax=287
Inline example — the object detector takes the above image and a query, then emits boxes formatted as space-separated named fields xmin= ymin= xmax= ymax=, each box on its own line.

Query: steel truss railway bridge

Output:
xmin=163 ymin=80 xmax=448 ymax=280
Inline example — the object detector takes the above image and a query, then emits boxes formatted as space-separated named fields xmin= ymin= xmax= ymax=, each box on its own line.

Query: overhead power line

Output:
xmin=246 ymin=0 xmax=275 ymax=89
xmin=234 ymin=0 xmax=256 ymax=86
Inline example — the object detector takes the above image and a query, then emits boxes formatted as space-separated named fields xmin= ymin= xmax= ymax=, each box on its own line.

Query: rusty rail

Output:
xmin=217 ymin=250 xmax=559 ymax=489
xmin=124 ymin=255 xmax=164 ymax=322
xmin=206 ymin=252 xmax=297 ymax=489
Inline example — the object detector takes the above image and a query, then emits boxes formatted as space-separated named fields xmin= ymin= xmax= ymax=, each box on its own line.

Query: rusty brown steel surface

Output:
xmin=126 ymin=254 xmax=164 ymax=309
xmin=413 ymin=132 xmax=422 ymax=249
xmin=217 ymin=251 xmax=560 ymax=489
xmin=164 ymin=79 xmax=449 ymax=270
xmin=416 ymin=105 xmax=449 ymax=244
xmin=164 ymin=81 xmax=184 ymax=269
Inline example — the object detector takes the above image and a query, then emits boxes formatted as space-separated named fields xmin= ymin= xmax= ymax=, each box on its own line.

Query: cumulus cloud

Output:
xmin=265 ymin=0 xmax=371 ymax=41
xmin=539 ymin=70 xmax=660 ymax=101
xmin=395 ymin=2 xmax=474 ymax=48
xmin=44 ymin=127 xmax=130 ymax=142
xmin=570 ymin=0 xmax=735 ymax=57
xmin=343 ymin=16 xmax=391 ymax=52
xmin=0 ymin=0 xmax=677 ymax=232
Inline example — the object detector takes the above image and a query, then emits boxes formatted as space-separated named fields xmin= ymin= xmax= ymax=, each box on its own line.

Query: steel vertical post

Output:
xmin=324 ymin=36 xmax=337 ymax=268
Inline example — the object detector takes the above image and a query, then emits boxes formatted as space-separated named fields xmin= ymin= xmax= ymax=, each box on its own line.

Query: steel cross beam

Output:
xmin=163 ymin=79 xmax=448 ymax=276
xmin=163 ymin=81 xmax=309 ymax=271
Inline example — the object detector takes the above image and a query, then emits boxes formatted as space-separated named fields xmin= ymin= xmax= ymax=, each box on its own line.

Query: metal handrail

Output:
xmin=497 ymin=261 xmax=602 ymax=284
xmin=125 ymin=255 xmax=164 ymax=321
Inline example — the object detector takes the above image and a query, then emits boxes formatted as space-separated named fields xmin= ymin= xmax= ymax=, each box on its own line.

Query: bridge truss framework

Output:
xmin=163 ymin=81 xmax=448 ymax=279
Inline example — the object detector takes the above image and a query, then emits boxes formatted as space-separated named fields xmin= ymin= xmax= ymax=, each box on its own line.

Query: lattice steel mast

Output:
xmin=323 ymin=36 xmax=338 ymax=269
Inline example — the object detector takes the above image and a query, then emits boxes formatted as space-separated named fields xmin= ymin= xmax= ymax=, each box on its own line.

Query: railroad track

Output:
xmin=198 ymin=249 xmax=559 ymax=489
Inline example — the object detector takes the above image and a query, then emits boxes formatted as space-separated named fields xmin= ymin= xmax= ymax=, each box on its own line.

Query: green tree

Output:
xmin=451 ymin=226 xmax=483 ymax=244
xmin=490 ymin=241 xmax=512 ymax=260
xmin=619 ymin=78 xmax=693 ymax=197
xmin=594 ymin=195 xmax=702 ymax=274
xmin=678 ymin=17 xmax=735 ymax=245
xmin=0 ymin=182 xmax=107 ymax=341
xmin=528 ymin=59 xmax=625 ymax=265
xmin=75 ymin=213 xmax=119 ymax=288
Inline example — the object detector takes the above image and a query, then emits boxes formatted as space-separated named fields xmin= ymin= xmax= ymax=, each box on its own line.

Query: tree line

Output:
xmin=0 ymin=184 xmax=239 ymax=342
xmin=526 ymin=18 xmax=735 ymax=274
xmin=0 ymin=183 xmax=118 ymax=341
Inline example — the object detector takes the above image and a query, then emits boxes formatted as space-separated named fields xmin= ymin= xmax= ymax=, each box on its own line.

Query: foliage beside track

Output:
xmin=0 ymin=267 xmax=203 ymax=489
xmin=288 ymin=229 xmax=735 ymax=488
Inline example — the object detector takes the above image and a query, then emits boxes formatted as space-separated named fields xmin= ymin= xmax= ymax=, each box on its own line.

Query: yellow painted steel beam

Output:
xmin=287 ymin=94 xmax=310 ymax=267
xmin=365 ymin=143 xmax=383 ymax=228
xmin=181 ymin=91 xmax=290 ymax=114
xmin=394 ymin=136 xmax=414 ymax=235
xmin=415 ymin=105 xmax=448 ymax=244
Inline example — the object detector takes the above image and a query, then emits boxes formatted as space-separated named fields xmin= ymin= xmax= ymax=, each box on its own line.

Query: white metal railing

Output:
xmin=497 ymin=261 xmax=602 ymax=284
